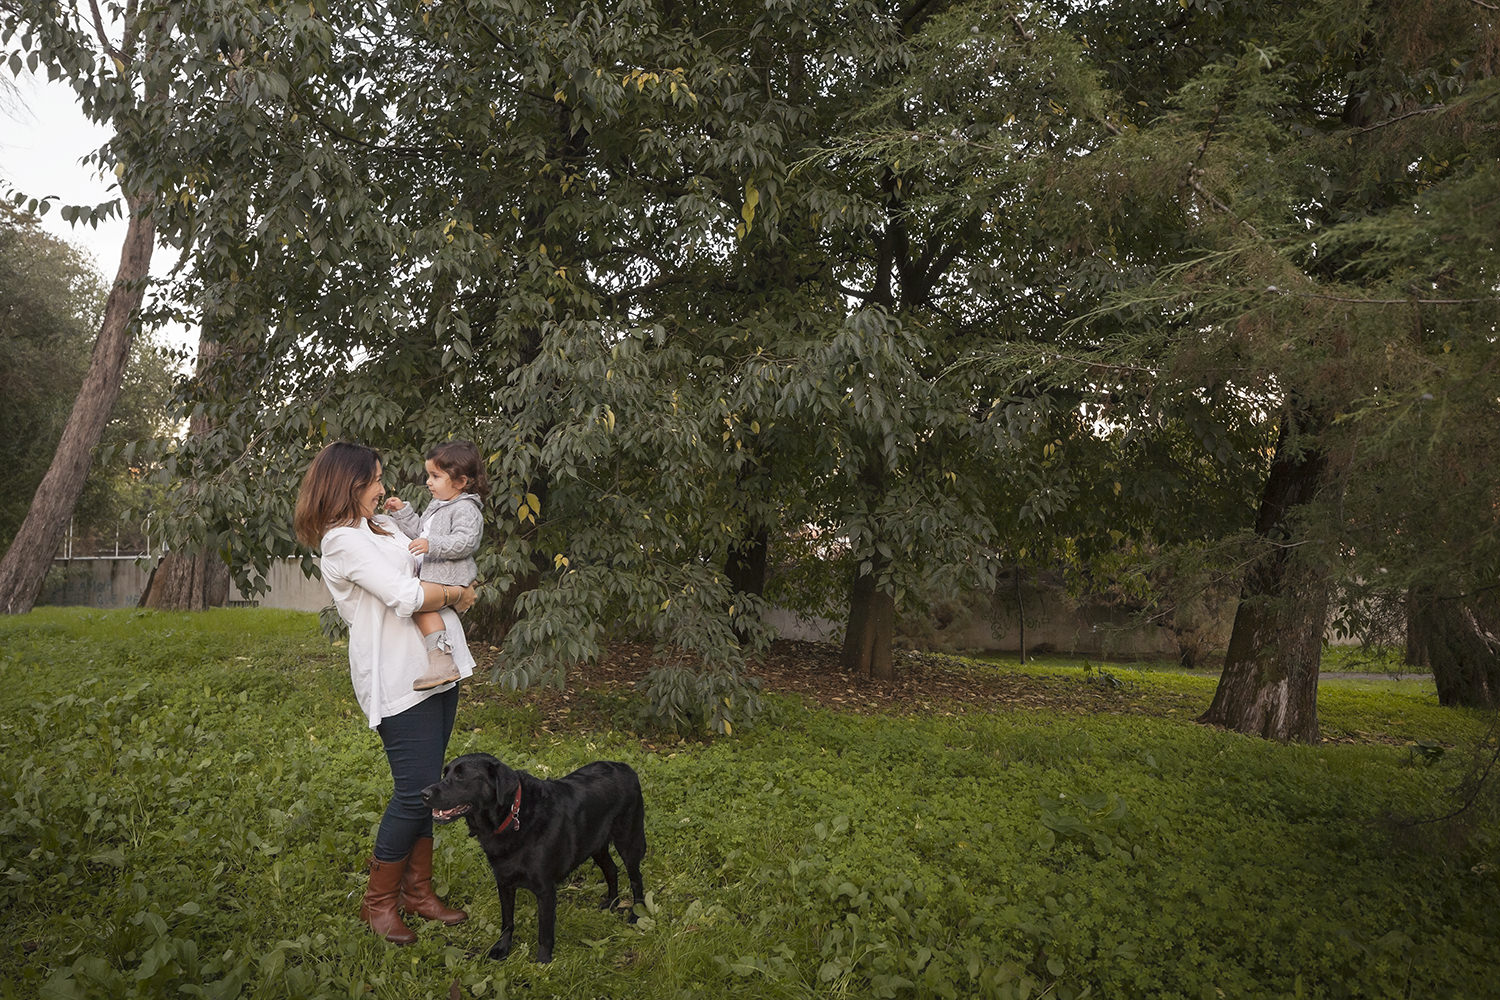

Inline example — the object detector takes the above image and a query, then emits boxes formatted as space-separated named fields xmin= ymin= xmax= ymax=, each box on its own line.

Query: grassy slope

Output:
xmin=1 ymin=608 xmax=1496 ymax=1000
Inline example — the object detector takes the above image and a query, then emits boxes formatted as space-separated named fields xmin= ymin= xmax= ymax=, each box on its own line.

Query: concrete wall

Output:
xmin=41 ymin=556 xmax=329 ymax=612
xmin=41 ymin=559 xmax=154 ymax=609
xmin=770 ymin=598 xmax=1192 ymax=659
xmin=232 ymin=559 xmax=330 ymax=612
xmin=41 ymin=557 xmax=1228 ymax=661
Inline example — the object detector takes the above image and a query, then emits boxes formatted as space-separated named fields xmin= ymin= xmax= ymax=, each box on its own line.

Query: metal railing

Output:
xmin=53 ymin=515 xmax=161 ymax=562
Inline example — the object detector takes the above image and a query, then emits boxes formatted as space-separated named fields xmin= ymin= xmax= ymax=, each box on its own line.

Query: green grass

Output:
xmin=2 ymin=609 xmax=1497 ymax=1000
xmin=976 ymin=643 xmax=1422 ymax=678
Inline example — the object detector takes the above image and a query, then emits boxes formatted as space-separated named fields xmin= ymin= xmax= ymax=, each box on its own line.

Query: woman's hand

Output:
xmin=408 ymin=538 xmax=430 ymax=555
xmin=454 ymin=584 xmax=477 ymax=613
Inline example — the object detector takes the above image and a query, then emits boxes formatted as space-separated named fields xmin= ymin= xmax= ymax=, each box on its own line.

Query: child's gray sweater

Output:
xmin=388 ymin=493 xmax=483 ymax=586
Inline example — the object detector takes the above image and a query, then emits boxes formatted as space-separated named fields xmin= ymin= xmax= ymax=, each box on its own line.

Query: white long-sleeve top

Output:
xmin=319 ymin=517 xmax=476 ymax=728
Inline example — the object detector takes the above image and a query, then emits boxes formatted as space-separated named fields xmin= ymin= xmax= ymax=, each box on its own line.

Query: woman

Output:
xmin=294 ymin=441 xmax=478 ymax=944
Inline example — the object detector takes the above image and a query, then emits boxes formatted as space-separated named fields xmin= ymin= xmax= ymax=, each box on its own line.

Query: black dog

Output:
xmin=421 ymin=752 xmax=646 ymax=963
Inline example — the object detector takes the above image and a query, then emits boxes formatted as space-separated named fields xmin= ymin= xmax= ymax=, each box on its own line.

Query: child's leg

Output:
xmin=413 ymin=610 xmax=445 ymax=637
xmin=412 ymin=605 xmax=459 ymax=691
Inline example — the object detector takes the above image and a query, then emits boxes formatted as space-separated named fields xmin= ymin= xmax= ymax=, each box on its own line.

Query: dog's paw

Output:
xmin=535 ymin=947 xmax=553 ymax=964
xmin=487 ymin=938 xmax=511 ymax=961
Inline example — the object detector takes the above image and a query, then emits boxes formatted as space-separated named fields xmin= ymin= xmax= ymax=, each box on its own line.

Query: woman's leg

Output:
xmin=361 ymin=687 xmax=461 ymax=942
xmin=374 ymin=686 xmax=460 ymax=861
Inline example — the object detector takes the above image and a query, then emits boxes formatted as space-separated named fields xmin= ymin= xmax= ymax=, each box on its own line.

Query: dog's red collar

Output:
xmin=495 ymin=783 xmax=522 ymax=835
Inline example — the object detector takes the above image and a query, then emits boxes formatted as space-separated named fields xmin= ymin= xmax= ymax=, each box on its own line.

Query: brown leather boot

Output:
xmin=399 ymin=836 xmax=468 ymax=925
xmin=360 ymin=855 xmax=417 ymax=945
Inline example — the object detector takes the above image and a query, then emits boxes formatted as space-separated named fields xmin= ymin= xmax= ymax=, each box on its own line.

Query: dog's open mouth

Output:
xmin=431 ymin=804 xmax=471 ymax=822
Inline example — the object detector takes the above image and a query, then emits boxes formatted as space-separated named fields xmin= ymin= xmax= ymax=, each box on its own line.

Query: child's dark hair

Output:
xmin=427 ymin=440 xmax=490 ymax=499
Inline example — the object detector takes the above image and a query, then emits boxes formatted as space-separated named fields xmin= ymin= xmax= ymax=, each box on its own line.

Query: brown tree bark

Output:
xmin=839 ymin=449 xmax=897 ymax=680
xmin=1404 ymin=588 xmax=1431 ymax=669
xmin=139 ymin=336 xmax=230 ymax=610
xmin=0 ymin=192 xmax=155 ymax=614
xmin=841 ymin=567 xmax=895 ymax=680
xmin=725 ymin=526 xmax=769 ymax=598
xmin=1200 ymin=417 xmax=1332 ymax=743
xmin=1408 ymin=587 xmax=1500 ymax=708
xmin=139 ymin=546 xmax=231 ymax=610
xmin=725 ymin=523 xmax=770 ymax=646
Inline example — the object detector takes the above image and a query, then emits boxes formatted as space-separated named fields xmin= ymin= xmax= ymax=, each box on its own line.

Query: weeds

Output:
xmin=1 ymin=609 xmax=1496 ymax=999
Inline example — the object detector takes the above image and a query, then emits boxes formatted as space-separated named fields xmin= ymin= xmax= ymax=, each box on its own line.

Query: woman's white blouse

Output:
xmin=318 ymin=518 xmax=475 ymax=727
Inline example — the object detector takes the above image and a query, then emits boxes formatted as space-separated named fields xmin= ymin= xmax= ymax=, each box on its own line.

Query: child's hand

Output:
xmin=384 ymin=497 xmax=406 ymax=512
xmin=408 ymin=538 xmax=430 ymax=555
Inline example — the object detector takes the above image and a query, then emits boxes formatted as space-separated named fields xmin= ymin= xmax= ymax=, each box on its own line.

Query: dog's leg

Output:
xmin=488 ymin=884 xmax=516 ymax=960
xmin=534 ymin=884 xmax=557 ymax=964
xmin=623 ymin=857 xmax=645 ymax=924
xmin=616 ymin=803 xmax=647 ymax=923
xmin=593 ymin=849 xmax=620 ymax=912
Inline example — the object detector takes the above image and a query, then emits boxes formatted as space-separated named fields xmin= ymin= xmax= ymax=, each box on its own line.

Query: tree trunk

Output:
xmin=840 ymin=452 xmax=896 ymax=680
xmin=725 ymin=524 xmax=769 ymax=645
xmin=1409 ymin=587 xmax=1500 ymax=708
xmin=0 ymin=193 xmax=155 ymax=614
xmin=139 ymin=547 xmax=231 ymax=610
xmin=1015 ymin=567 xmax=1028 ymax=665
xmin=841 ymin=568 xmax=895 ymax=680
xmin=1200 ymin=417 xmax=1332 ymax=743
xmin=1405 ymin=587 xmax=1432 ymax=669
xmin=726 ymin=527 xmax=769 ymax=596
xmin=139 ymin=336 xmax=229 ymax=610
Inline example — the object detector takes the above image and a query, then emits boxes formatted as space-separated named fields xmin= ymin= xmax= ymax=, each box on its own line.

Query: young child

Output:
xmin=383 ymin=440 xmax=488 ymax=690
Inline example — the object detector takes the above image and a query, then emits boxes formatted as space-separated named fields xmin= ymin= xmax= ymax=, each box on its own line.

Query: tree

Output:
xmin=0 ymin=2 xmax=172 ymax=613
xmin=136 ymin=333 xmax=230 ymax=611
xmin=0 ymin=204 xmax=99 ymax=546
xmin=1407 ymin=588 xmax=1500 ymax=708
xmin=1058 ymin=0 xmax=1500 ymax=739
xmin=0 ymin=201 xmax=173 ymax=551
xmin=108 ymin=0 xmax=1108 ymax=715
xmin=703 ymin=2 xmax=1117 ymax=680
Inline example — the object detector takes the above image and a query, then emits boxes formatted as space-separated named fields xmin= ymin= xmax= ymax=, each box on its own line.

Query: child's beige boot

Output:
xmin=413 ymin=632 xmax=460 ymax=690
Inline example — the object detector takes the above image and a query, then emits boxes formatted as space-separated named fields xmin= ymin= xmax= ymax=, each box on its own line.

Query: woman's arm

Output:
xmin=417 ymin=581 xmax=477 ymax=613
xmin=321 ymin=530 xmax=424 ymax=615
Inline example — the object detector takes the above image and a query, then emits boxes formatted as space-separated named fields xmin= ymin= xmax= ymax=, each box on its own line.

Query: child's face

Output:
xmin=425 ymin=460 xmax=466 ymax=501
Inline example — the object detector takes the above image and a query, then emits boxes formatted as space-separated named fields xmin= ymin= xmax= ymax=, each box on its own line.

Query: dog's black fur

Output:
xmin=421 ymin=752 xmax=646 ymax=963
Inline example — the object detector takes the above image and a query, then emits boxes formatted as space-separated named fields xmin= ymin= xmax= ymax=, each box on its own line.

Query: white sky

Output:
xmin=1 ymin=70 xmax=195 ymax=358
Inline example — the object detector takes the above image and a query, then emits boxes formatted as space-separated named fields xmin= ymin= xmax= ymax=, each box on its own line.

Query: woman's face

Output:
xmin=356 ymin=462 xmax=386 ymax=520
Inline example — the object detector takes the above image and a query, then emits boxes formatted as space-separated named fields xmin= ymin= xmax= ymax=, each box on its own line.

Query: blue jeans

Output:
xmin=373 ymin=686 xmax=459 ymax=861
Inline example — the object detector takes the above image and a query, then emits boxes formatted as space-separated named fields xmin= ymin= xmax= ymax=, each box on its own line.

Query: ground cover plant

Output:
xmin=2 ymin=609 xmax=1497 ymax=1000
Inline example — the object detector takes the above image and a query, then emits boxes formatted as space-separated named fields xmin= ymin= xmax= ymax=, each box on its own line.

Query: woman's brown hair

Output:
xmin=426 ymin=440 xmax=490 ymax=499
xmin=294 ymin=442 xmax=390 ymax=547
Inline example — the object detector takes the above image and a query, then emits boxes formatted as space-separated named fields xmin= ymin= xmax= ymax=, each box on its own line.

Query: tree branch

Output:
xmin=1266 ymin=286 xmax=1499 ymax=306
xmin=1098 ymin=114 xmax=1262 ymax=238
xmin=286 ymin=91 xmax=459 ymax=158
xmin=86 ymin=0 xmax=124 ymax=66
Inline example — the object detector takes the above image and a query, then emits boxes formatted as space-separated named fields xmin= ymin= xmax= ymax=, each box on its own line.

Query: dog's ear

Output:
xmin=491 ymin=760 xmax=515 ymax=806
